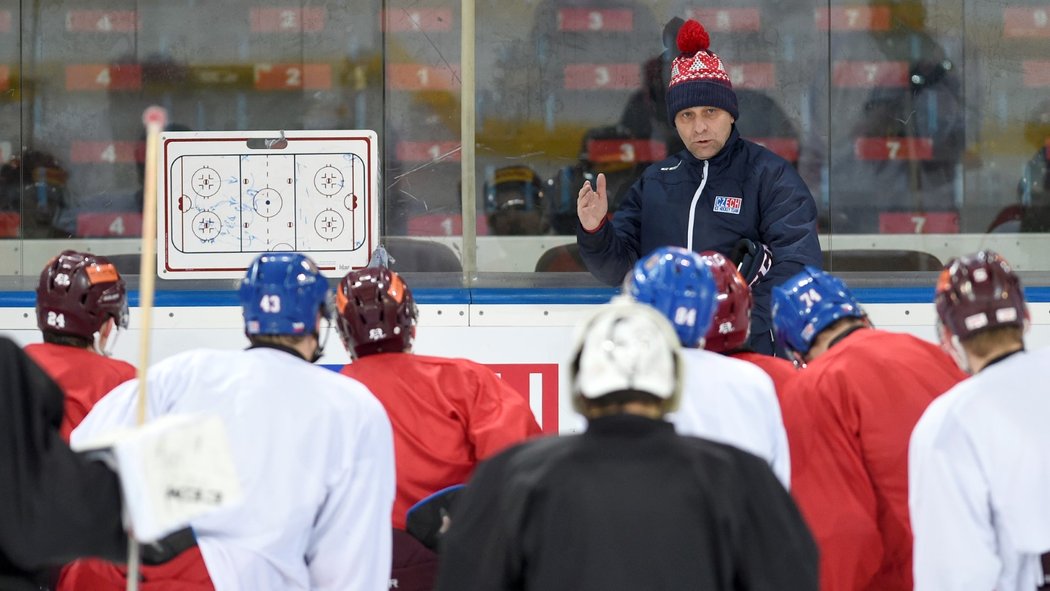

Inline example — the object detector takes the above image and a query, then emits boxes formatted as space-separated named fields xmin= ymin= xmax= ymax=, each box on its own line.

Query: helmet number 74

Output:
xmin=798 ymin=288 xmax=823 ymax=308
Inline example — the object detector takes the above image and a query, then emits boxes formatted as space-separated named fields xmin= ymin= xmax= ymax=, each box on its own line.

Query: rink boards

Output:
xmin=3 ymin=287 xmax=1050 ymax=435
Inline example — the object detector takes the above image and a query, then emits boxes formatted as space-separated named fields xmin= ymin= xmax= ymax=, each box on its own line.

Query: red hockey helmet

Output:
xmin=336 ymin=266 xmax=418 ymax=359
xmin=699 ymin=251 xmax=752 ymax=353
xmin=935 ymin=250 xmax=1028 ymax=342
xmin=36 ymin=250 xmax=128 ymax=339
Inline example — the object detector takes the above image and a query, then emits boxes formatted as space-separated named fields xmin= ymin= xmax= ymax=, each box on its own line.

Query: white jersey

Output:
xmin=668 ymin=347 xmax=790 ymax=488
xmin=73 ymin=347 xmax=396 ymax=591
xmin=909 ymin=348 xmax=1050 ymax=591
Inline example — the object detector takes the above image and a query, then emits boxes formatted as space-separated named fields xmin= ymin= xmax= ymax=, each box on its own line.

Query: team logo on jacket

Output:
xmin=713 ymin=196 xmax=742 ymax=214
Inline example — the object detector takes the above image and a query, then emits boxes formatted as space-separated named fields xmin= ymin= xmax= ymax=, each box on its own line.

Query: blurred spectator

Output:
xmin=547 ymin=125 xmax=649 ymax=234
xmin=0 ymin=149 xmax=72 ymax=238
xmin=1013 ymin=99 xmax=1050 ymax=232
xmin=484 ymin=165 xmax=551 ymax=235
xmin=806 ymin=0 xmax=966 ymax=233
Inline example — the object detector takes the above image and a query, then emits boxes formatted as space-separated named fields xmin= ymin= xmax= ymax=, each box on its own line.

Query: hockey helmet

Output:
xmin=699 ymin=251 xmax=752 ymax=353
xmin=239 ymin=253 xmax=332 ymax=336
xmin=570 ymin=299 xmax=683 ymax=412
xmin=484 ymin=165 xmax=545 ymax=214
xmin=625 ymin=246 xmax=717 ymax=348
xmin=335 ymin=265 xmax=418 ymax=358
xmin=484 ymin=165 xmax=551 ymax=236
xmin=36 ymin=250 xmax=128 ymax=339
xmin=773 ymin=266 xmax=865 ymax=358
xmin=935 ymin=250 xmax=1028 ymax=342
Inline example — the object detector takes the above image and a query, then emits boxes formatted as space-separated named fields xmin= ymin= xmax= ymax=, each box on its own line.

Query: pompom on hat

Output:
xmin=666 ymin=19 xmax=739 ymax=123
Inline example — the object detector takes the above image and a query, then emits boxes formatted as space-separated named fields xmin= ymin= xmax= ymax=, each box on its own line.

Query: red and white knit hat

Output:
xmin=666 ymin=19 xmax=739 ymax=122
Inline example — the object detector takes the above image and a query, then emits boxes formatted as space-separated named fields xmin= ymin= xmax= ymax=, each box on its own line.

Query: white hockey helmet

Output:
xmin=570 ymin=298 xmax=683 ymax=413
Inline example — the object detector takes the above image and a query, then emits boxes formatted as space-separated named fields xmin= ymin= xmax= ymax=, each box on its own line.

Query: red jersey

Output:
xmin=59 ymin=546 xmax=213 ymax=591
xmin=781 ymin=328 xmax=965 ymax=591
xmin=730 ymin=351 xmax=798 ymax=403
xmin=341 ymin=352 xmax=542 ymax=529
xmin=24 ymin=343 xmax=135 ymax=441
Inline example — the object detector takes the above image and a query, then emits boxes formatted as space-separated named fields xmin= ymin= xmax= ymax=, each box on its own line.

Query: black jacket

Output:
xmin=436 ymin=414 xmax=818 ymax=591
xmin=0 ymin=337 xmax=126 ymax=590
xmin=577 ymin=128 xmax=822 ymax=353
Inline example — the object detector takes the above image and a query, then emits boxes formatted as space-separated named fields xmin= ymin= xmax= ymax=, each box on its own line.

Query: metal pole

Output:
xmin=460 ymin=0 xmax=477 ymax=281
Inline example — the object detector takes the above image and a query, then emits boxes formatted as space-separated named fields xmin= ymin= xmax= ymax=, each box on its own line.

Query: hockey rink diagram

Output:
xmin=159 ymin=131 xmax=378 ymax=278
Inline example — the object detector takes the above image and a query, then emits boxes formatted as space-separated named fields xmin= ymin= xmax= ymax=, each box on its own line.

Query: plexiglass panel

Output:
xmin=1 ymin=0 xmax=1050 ymax=280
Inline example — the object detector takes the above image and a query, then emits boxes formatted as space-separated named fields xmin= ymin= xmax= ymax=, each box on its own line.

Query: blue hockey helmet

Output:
xmin=772 ymin=266 xmax=865 ymax=358
xmin=625 ymin=246 xmax=717 ymax=348
xmin=239 ymin=253 xmax=332 ymax=336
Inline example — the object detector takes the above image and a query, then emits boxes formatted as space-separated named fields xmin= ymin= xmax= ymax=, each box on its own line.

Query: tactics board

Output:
xmin=158 ymin=130 xmax=378 ymax=279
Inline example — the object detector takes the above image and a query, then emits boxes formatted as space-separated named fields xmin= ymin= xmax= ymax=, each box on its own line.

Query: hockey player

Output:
xmin=435 ymin=299 xmax=818 ymax=591
xmin=626 ymin=246 xmax=790 ymax=487
xmin=62 ymin=253 xmax=395 ymax=591
xmin=25 ymin=250 xmax=135 ymax=440
xmin=699 ymin=250 xmax=798 ymax=397
xmin=772 ymin=266 xmax=965 ymax=591
xmin=334 ymin=265 xmax=541 ymax=590
xmin=910 ymin=250 xmax=1050 ymax=590
xmin=0 ymin=337 xmax=236 ymax=591
xmin=1 ymin=336 xmax=127 ymax=590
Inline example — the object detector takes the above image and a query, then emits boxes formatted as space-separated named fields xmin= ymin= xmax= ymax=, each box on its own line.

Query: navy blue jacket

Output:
xmin=577 ymin=127 xmax=821 ymax=354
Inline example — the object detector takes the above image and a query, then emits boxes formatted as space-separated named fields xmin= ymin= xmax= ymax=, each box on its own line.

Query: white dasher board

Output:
xmin=157 ymin=130 xmax=378 ymax=279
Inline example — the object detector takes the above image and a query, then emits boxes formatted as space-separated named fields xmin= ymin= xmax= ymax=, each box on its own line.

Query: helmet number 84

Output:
xmin=674 ymin=306 xmax=697 ymax=327
xmin=259 ymin=294 xmax=282 ymax=313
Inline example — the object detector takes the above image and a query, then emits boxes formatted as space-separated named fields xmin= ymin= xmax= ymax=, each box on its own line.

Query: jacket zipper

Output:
xmin=686 ymin=160 xmax=709 ymax=251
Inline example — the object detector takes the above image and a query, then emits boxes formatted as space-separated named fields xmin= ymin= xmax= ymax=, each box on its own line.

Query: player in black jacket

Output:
xmin=436 ymin=300 xmax=818 ymax=591
xmin=0 ymin=336 xmax=126 ymax=590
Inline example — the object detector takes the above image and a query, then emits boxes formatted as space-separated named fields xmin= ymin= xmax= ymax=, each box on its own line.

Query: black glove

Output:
xmin=406 ymin=484 xmax=465 ymax=551
xmin=729 ymin=238 xmax=773 ymax=287
xmin=139 ymin=527 xmax=198 ymax=565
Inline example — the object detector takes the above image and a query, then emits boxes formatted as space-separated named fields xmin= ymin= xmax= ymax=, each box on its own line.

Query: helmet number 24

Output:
xmin=259 ymin=294 xmax=282 ymax=313
xmin=47 ymin=311 xmax=66 ymax=328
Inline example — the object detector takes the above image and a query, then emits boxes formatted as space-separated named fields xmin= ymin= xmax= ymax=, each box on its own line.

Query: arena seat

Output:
xmin=0 ymin=212 xmax=19 ymax=237
xmin=823 ymin=249 xmax=942 ymax=272
xmin=384 ymin=237 xmax=463 ymax=272
xmin=534 ymin=242 xmax=587 ymax=272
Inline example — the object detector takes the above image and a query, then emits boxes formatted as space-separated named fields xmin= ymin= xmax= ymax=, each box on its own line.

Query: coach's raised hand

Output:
xmin=577 ymin=173 xmax=608 ymax=232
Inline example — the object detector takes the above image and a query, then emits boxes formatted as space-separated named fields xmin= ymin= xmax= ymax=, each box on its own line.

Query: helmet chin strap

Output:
xmin=937 ymin=321 xmax=972 ymax=374
xmin=945 ymin=334 xmax=972 ymax=374
xmin=95 ymin=319 xmax=120 ymax=357
xmin=310 ymin=319 xmax=333 ymax=363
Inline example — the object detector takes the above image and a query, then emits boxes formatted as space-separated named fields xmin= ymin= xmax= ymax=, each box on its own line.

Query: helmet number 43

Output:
xmin=259 ymin=294 xmax=282 ymax=313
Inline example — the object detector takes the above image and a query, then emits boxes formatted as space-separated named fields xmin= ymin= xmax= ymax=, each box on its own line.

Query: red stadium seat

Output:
xmin=76 ymin=212 xmax=143 ymax=237
xmin=0 ymin=212 xmax=19 ymax=237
